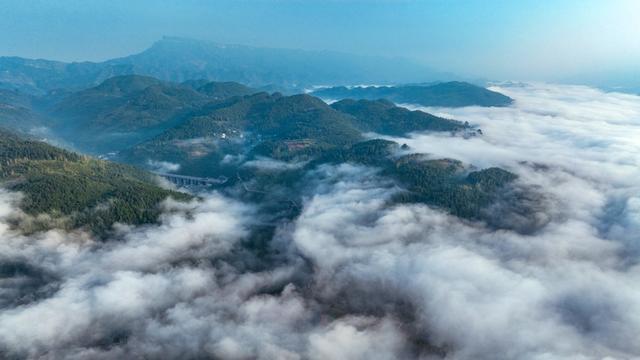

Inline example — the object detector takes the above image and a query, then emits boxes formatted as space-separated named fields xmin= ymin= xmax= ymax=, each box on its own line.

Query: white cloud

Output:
xmin=242 ymin=156 xmax=307 ymax=171
xmin=1 ymin=83 xmax=640 ymax=359
xmin=146 ymin=160 xmax=181 ymax=173
xmin=289 ymin=83 xmax=640 ymax=359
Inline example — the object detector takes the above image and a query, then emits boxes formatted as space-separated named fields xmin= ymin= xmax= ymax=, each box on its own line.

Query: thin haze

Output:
xmin=0 ymin=0 xmax=638 ymax=82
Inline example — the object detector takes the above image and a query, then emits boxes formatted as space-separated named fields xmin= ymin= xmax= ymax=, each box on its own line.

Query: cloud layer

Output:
xmin=1 ymin=83 xmax=639 ymax=359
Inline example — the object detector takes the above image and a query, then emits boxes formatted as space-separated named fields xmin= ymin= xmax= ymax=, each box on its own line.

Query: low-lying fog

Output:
xmin=1 ymin=83 xmax=639 ymax=359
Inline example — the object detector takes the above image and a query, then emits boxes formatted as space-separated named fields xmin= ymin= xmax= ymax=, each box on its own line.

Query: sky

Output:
xmin=0 ymin=0 xmax=638 ymax=82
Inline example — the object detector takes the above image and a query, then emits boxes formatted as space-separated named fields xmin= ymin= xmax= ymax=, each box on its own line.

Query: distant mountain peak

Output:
xmin=154 ymin=36 xmax=243 ymax=50
xmin=0 ymin=36 xmax=458 ymax=94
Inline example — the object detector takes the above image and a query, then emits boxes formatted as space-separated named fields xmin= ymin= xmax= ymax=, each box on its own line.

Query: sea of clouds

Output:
xmin=0 ymin=83 xmax=639 ymax=359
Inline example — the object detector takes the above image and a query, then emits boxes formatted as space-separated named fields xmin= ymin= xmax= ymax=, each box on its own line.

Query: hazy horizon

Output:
xmin=0 ymin=0 xmax=638 ymax=85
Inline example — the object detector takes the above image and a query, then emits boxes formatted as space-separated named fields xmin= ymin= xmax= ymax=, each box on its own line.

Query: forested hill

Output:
xmin=38 ymin=75 xmax=259 ymax=153
xmin=0 ymin=73 xmax=523 ymax=234
xmin=0 ymin=129 xmax=189 ymax=235
xmin=186 ymin=80 xmax=257 ymax=99
xmin=331 ymin=98 xmax=463 ymax=135
xmin=313 ymin=81 xmax=514 ymax=107
xmin=120 ymin=91 xmax=466 ymax=175
xmin=52 ymin=75 xmax=208 ymax=132
xmin=0 ymin=73 xmax=526 ymax=234
xmin=0 ymin=74 xmax=469 ymax=157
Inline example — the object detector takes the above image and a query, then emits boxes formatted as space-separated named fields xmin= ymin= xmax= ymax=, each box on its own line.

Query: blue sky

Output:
xmin=0 ymin=0 xmax=638 ymax=81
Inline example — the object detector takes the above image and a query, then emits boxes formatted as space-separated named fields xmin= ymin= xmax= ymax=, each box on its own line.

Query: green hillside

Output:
xmin=122 ymin=92 xmax=365 ymax=175
xmin=310 ymin=139 xmax=517 ymax=219
xmin=53 ymin=75 xmax=207 ymax=131
xmin=0 ymin=130 xmax=189 ymax=235
xmin=331 ymin=98 xmax=463 ymax=135
xmin=194 ymin=81 xmax=258 ymax=99
xmin=0 ymin=74 xmax=520 ymax=229
xmin=122 ymin=90 xmax=466 ymax=176
xmin=39 ymin=76 xmax=265 ymax=153
xmin=313 ymin=81 xmax=514 ymax=107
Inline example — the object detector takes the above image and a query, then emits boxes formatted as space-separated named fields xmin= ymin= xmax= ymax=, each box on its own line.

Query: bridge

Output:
xmin=153 ymin=172 xmax=228 ymax=187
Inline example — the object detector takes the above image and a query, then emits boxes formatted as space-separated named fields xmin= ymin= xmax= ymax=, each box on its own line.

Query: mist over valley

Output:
xmin=0 ymin=2 xmax=639 ymax=359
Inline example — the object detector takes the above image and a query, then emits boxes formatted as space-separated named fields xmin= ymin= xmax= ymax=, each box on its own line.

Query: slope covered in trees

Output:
xmin=331 ymin=98 xmax=463 ymax=135
xmin=192 ymin=81 xmax=258 ymax=99
xmin=314 ymin=81 xmax=514 ymax=107
xmin=32 ymin=75 xmax=259 ymax=153
xmin=0 ymin=73 xmax=522 ymax=233
xmin=50 ymin=75 xmax=207 ymax=147
xmin=0 ymin=130 xmax=189 ymax=235
xmin=120 ymin=90 xmax=464 ymax=176
xmin=309 ymin=139 xmax=517 ymax=219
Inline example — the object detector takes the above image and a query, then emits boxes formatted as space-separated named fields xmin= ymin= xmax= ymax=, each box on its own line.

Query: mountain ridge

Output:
xmin=313 ymin=81 xmax=514 ymax=107
xmin=0 ymin=36 xmax=456 ymax=94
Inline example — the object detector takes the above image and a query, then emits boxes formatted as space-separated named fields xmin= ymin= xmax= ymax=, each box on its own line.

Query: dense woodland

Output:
xmin=0 ymin=73 xmax=521 ymax=235
xmin=0 ymin=130 xmax=189 ymax=235
xmin=309 ymin=139 xmax=517 ymax=219
xmin=313 ymin=81 xmax=514 ymax=107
